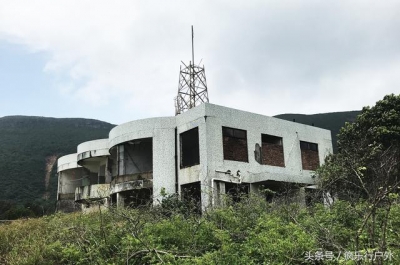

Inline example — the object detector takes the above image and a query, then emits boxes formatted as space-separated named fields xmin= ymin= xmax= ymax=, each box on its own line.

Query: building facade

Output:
xmin=56 ymin=103 xmax=333 ymax=212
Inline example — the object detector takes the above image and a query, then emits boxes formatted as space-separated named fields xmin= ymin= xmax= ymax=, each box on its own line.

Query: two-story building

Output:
xmin=56 ymin=103 xmax=333 ymax=212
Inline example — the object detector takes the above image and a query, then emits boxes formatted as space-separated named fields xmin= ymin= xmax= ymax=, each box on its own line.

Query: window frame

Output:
xmin=222 ymin=126 xmax=249 ymax=162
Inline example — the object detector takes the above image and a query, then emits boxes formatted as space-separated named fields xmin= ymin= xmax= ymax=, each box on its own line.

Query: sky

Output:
xmin=0 ymin=1 xmax=399 ymax=125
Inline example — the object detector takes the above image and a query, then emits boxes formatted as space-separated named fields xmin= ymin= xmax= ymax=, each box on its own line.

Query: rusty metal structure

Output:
xmin=175 ymin=26 xmax=209 ymax=115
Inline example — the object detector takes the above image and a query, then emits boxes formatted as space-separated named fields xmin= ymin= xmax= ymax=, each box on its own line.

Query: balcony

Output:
xmin=75 ymin=184 xmax=110 ymax=202
xmin=110 ymin=172 xmax=153 ymax=194
xmin=111 ymin=171 xmax=153 ymax=185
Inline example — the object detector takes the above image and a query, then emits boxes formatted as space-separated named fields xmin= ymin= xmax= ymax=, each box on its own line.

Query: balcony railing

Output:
xmin=110 ymin=179 xmax=153 ymax=194
xmin=75 ymin=184 xmax=110 ymax=202
xmin=111 ymin=171 xmax=153 ymax=185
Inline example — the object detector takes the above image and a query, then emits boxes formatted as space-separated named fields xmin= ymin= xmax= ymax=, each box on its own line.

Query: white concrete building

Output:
xmin=57 ymin=103 xmax=333 ymax=212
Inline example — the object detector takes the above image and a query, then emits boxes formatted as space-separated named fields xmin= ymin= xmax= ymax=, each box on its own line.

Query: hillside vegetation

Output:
xmin=0 ymin=116 xmax=114 ymax=215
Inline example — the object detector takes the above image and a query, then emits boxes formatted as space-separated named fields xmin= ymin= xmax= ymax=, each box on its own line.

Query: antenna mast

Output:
xmin=175 ymin=26 xmax=209 ymax=115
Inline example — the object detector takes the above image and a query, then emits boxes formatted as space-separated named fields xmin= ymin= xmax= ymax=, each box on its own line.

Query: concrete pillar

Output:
xmin=117 ymin=192 xmax=124 ymax=208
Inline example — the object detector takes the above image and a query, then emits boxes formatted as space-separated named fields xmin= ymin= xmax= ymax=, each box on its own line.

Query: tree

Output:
xmin=316 ymin=94 xmax=400 ymax=260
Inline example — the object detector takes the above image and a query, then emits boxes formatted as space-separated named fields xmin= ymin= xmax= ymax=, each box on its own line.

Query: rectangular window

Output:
xmin=300 ymin=141 xmax=320 ymax=170
xmin=222 ymin=127 xmax=248 ymax=162
xmin=180 ymin=127 xmax=200 ymax=168
xmin=261 ymin=134 xmax=285 ymax=167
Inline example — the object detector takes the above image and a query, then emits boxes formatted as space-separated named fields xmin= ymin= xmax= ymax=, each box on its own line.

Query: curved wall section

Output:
xmin=108 ymin=116 xmax=177 ymax=204
xmin=57 ymin=153 xmax=80 ymax=172
xmin=77 ymin=139 xmax=109 ymax=161
xmin=108 ymin=117 xmax=176 ymax=148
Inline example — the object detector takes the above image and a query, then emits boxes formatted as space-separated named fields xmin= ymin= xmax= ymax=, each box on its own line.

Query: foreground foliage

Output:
xmin=317 ymin=94 xmax=400 ymax=257
xmin=1 ymin=197 xmax=399 ymax=265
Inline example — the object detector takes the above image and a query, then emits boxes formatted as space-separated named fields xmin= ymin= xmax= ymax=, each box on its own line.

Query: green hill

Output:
xmin=0 ymin=116 xmax=115 ymax=209
xmin=274 ymin=111 xmax=361 ymax=152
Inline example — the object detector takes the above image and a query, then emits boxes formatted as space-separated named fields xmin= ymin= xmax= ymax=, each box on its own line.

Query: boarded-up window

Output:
xmin=180 ymin=127 xmax=200 ymax=168
xmin=262 ymin=134 xmax=285 ymax=167
xmin=222 ymin=127 xmax=248 ymax=162
xmin=300 ymin=141 xmax=320 ymax=170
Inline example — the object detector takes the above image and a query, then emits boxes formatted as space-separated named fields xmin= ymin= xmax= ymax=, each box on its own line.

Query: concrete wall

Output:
xmin=57 ymin=153 xmax=86 ymax=213
xmin=57 ymin=153 xmax=86 ymax=195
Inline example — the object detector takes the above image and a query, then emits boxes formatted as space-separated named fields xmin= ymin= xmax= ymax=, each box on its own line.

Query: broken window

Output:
xmin=180 ymin=127 xmax=200 ymax=168
xmin=261 ymin=134 xmax=285 ymax=167
xmin=222 ymin=127 xmax=248 ymax=162
xmin=123 ymin=188 xmax=152 ymax=208
xmin=300 ymin=141 xmax=320 ymax=170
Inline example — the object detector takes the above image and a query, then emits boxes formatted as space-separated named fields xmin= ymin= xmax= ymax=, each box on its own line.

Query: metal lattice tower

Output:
xmin=175 ymin=26 xmax=209 ymax=115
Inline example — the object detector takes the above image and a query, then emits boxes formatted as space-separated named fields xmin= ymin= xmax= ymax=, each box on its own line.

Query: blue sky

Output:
xmin=1 ymin=1 xmax=400 ymax=125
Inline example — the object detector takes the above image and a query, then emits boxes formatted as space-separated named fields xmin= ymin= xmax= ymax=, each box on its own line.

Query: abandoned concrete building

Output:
xmin=56 ymin=27 xmax=332 ymax=212
xmin=56 ymin=103 xmax=333 ymax=212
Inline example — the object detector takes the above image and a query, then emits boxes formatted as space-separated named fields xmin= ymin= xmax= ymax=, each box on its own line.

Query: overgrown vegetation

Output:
xmin=1 ymin=195 xmax=399 ymax=264
xmin=315 ymin=94 xmax=400 ymax=262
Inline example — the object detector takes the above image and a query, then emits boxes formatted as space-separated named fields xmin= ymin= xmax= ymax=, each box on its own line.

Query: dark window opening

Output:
xmin=180 ymin=127 xmax=200 ymax=168
xmin=262 ymin=134 xmax=282 ymax=145
xmin=225 ymin=182 xmax=249 ymax=203
xmin=110 ymin=194 xmax=117 ymax=207
xmin=300 ymin=141 xmax=320 ymax=170
xmin=123 ymin=188 xmax=152 ymax=208
xmin=300 ymin=141 xmax=318 ymax=151
xmin=305 ymin=188 xmax=323 ymax=207
xmin=222 ymin=127 xmax=248 ymax=162
xmin=261 ymin=134 xmax=285 ymax=167
xmin=181 ymin=182 xmax=202 ymax=214
xmin=124 ymin=138 xmax=153 ymax=175
xmin=260 ymin=181 xmax=300 ymax=203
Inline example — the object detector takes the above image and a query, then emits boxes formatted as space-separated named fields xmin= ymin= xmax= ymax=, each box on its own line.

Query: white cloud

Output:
xmin=0 ymin=0 xmax=400 ymax=123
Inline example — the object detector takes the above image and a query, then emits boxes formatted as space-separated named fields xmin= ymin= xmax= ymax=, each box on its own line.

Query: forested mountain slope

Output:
xmin=0 ymin=116 xmax=115 ymax=206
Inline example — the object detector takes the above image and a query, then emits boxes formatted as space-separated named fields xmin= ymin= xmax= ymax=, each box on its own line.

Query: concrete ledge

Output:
xmin=110 ymin=179 xmax=153 ymax=194
xmin=57 ymin=153 xmax=80 ymax=172
xmin=108 ymin=117 xmax=176 ymax=148
xmin=77 ymin=139 xmax=110 ymax=162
